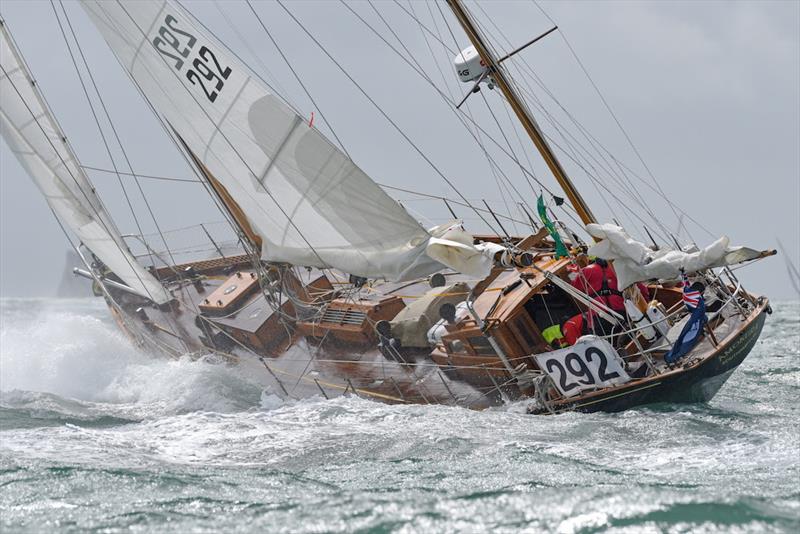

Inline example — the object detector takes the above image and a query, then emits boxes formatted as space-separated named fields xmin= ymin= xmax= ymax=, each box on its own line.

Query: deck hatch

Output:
xmin=296 ymin=297 xmax=406 ymax=345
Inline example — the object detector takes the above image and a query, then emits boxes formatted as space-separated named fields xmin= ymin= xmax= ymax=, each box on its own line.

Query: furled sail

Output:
xmin=79 ymin=0 xmax=468 ymax=281
xmin=0 ymin=20 xmax=171 ymax=304
xmin=586 ymin=223 xmax=769 ymax=289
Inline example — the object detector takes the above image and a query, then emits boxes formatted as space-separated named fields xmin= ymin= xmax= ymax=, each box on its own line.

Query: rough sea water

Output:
xmin=0 ymin=298 xmax=797 ymax=533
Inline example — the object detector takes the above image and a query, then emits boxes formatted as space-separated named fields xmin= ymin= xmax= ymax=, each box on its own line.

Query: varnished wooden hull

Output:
xmin=98 ymin=259 xmax=770 ymax=416
xmin=529 ymin=299 xmax=769 ymax=414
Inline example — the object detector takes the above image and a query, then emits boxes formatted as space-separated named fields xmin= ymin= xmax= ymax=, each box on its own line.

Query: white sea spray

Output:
xmin=0 ymin=298 xmax=798 ymax=533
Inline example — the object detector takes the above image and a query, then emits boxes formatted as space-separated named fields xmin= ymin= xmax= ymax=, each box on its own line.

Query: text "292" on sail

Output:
xmin=152 ymin=14 xmax=232 ymax=103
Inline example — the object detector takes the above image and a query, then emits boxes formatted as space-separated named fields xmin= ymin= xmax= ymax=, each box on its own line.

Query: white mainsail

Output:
xmin=0 ymin=20 xmax=171 ymax=304
xmin=80 ymin=0 xmax=471 ymax=281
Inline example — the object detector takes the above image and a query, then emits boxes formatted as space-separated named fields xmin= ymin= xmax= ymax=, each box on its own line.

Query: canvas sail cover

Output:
xmin=586 ymin=223 xmax=767 ymax=289
xmin=80 ymin=0 xmax=483 ymax=281
xmin=0 ymin=20 xmax=171 ymax=304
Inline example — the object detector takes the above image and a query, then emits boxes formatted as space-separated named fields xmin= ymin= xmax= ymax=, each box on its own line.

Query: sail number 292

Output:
xmin=534 ymin=337 xmax=631 ymax=398
xmin=152 ymin=14 xmax=232 ymax=103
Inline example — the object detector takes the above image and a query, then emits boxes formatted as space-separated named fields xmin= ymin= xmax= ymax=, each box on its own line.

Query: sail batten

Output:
xmin=0 ymin=20 xmax=171 ymax=304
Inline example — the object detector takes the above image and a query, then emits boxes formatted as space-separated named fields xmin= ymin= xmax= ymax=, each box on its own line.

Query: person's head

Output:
xmin=594 ymin=258 xmax=609 ymax=268
xmin=689 ymin=281 xmax=705 ymax=293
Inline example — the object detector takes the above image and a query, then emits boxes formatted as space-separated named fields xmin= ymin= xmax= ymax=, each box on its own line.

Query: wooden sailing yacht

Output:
xmin=0 ymin=0 xmax=776 ymax=414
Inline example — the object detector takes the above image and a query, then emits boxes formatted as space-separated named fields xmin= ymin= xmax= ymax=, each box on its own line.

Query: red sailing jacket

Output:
xmin=572 ymin=263 xmax=626 ymax=313
xmin=571 ymin=263 xmax=652 ymax=312
xmin=562 ymin=311 xmax=596 ymax=346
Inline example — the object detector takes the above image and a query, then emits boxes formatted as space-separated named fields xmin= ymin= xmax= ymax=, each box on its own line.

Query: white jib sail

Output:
xmin=0 ymin=20 xmax=171 ymax=304
xmin=586 ymin=223 xmax=767 ymax=289
xmin=80 ymin=0 xmax=489 ymax=281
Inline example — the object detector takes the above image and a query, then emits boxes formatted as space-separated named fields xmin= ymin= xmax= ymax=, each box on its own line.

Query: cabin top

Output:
xmin=467 ymin=255 xmax=572 ymax=324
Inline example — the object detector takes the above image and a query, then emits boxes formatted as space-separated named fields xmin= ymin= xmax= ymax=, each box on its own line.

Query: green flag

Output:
xmin=537 ymin=195 xmax=569 ymax=259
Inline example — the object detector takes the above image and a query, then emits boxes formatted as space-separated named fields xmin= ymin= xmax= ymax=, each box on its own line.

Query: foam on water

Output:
xmin=0 ymin=299 xmax=264 ymax=420
xmin=0 ymin=298 xmax=798 ymax=533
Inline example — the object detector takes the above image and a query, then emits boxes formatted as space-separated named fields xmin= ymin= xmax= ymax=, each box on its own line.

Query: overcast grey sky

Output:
xmin=1 ymin=0 xmax=798 ymax=300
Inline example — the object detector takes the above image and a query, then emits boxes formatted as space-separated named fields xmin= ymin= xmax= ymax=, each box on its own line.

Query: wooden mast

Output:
xmin=446 ymin=0 xmax=597 ymax=226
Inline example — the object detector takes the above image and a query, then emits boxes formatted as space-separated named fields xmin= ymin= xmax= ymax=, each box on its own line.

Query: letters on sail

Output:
xmin=0 ymin=21 xmax=171 ymax=304
xmin=81 ymin=0 xmax=487 ymax=281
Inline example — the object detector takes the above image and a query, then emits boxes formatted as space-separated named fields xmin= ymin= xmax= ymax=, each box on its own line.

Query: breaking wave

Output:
xmin=0 ymin=299 xmax=265 ymax=421
xmin=0 ymin=298 xmax=798 ymax=532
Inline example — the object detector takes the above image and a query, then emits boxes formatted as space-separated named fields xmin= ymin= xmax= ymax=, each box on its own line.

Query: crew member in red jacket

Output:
xmin=571 ymin=258 xmax=625 ymax=314
xmin=571 ymin=258 xmax=651 ymax=314
xmin=561 ymin=311 xmax=596 ymax=346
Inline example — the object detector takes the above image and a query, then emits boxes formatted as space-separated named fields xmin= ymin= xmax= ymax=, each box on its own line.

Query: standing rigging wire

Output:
xmin=55 ymin=1 xmax=181 ymax=269
xmin=497 ymin=72 xmax=538 ymax=187
xmin=273 ymin=0 xmax=499 ymax=235
xmin=491 ymin=50 xmax=680 ymax=243
xmin=77 ymin=164 xmax=535 ymax=228
xmin=346 ymin=0 xmax=587 ymax=233
xmin=402 ymin=3 xmax=522 ymax=235
xmin=450 ymin=3 xmax=678 ymax=244
xmin=463 ymin=4 xmax=641 ymax=239
xmin=468 ymin=2 xmax=665 ymax=242
xmin=51 ymin=3 xmax=197 ymax=348
xmin=243 ymin=0 xmax=351 ymax=160
xmin=112 ymin=2 xmax=368 ymax=283
xmin=530 ymin=0 xmax=687 ymax=240
xmin=406 ymin=4 xmax=531 ymax=234
xmin=0 ymin=17 xmax=177 ymax=310
xmin=206 ymin=1 xmax=295 ymax=109
xmin=338 ymin=0 xmax=570 ymax=233
xmin=351 ymin=0 xmax=674 ymax=244
xmin=362 ymin=0 xmax=520 ymax=235
xmin=417 ymin=3 xmax=544 ymax=234
xmin=431 ymin=0 xmax=533 ymax=229
xmin=508 ymin=53 xmax=701 ymax=240
xmin=0 ymin=62 xmax=169 ymax=310
xmin=80 ymin=165 xmax=200 ymax=183
xmin=410 ymin=0 xmax=525 ymax=232
xmin=495 ymin=68 xmax=644 ymax=238
xmin=47 ymin=2 xmax=153 ymax=265
xmin=427 ymin=0 xmax=586 ymax=231
xmin=488 ymin=83 xmax=628 ymax=234
xmin=509 ymin=69 xmax=675 ymax=243
xmin=393 ymin=0 xmax=712 ymax=242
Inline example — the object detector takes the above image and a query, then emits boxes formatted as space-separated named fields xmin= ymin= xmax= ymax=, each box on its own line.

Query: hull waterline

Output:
xmin=531 ymin=301 xmax=769 ymax=414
